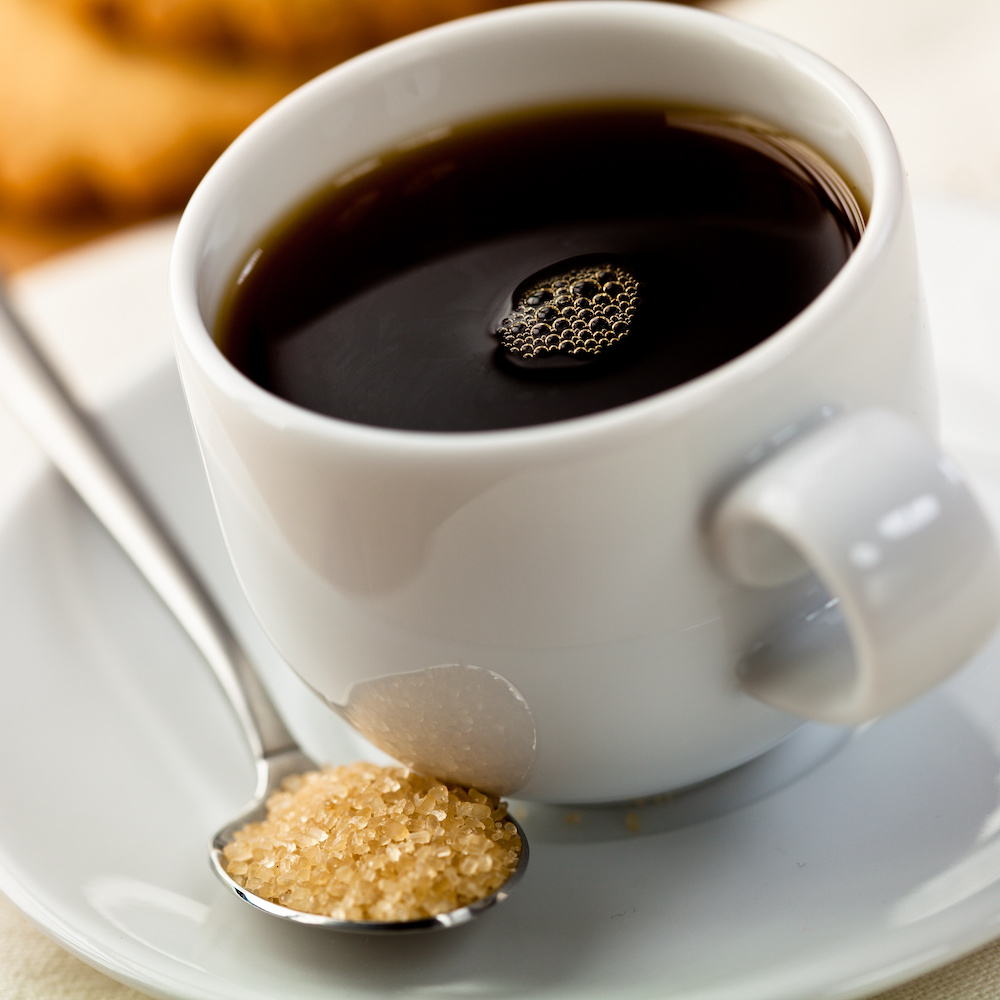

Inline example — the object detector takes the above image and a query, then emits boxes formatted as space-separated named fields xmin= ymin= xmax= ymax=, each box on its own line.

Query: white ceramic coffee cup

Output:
xmin=171 ymin=0 xmax=1000 ymax=803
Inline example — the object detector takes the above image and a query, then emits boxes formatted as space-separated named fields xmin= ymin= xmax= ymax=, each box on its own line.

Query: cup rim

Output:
xmin=170 ymin=0 xmax=904 ymax=456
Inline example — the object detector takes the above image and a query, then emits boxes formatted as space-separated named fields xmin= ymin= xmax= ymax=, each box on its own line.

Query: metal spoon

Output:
xmin=0 ymin=279 xmax=527 ymax=932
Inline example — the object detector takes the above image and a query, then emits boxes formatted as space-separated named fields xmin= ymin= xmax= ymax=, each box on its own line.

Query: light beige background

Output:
xmin=3 ymin=1 xmax=1000 ymax=997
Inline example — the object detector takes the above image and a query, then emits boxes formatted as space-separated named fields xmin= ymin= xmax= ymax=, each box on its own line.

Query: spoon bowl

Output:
xmin=0 ymin=281 xmax=528 ymax=932
xmin=210 ymin=747 xmax=529 ymax=932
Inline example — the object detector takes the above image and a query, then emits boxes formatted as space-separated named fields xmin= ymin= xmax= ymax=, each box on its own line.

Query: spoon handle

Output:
xmin=0 ymin=283 xmax=297 ymax=765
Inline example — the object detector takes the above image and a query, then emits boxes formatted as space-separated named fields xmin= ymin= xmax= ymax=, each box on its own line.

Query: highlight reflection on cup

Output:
xmin=330 ymin=663 xmax=536 ymax=796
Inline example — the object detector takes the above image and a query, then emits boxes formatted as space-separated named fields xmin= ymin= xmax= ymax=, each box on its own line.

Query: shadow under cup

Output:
xmin=170 ymin=2 xmax=968 ymax=804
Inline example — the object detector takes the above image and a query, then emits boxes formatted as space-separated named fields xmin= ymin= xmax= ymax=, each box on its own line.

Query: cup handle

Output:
xmin=710 ymin=409 xmax=1000 ymax=725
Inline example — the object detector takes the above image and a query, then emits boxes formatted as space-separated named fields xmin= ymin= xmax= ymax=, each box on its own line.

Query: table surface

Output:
xmin=3 ymin=1 xmax=1000 ymax=998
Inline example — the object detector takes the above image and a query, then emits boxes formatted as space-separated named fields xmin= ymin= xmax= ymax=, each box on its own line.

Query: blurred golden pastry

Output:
xmin=0 ymin=0 xmax=519 ymax=221
xmin=49 ymin=0 xmax=521 ymax=64
xmin=0 ymin=0 xmax=306 ymax=217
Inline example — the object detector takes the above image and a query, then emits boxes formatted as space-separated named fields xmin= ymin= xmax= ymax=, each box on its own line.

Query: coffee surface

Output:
xmin=218 ymin=104 xmax=864 ymax=432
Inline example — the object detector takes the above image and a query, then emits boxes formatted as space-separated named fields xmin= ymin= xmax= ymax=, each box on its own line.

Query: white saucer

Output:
xmin=4 ymin=194 xmax=1000 ymax=1000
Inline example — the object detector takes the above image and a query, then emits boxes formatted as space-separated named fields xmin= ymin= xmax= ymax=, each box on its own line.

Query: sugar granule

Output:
xmin=222 ymin=761 xmax=523 ymax=922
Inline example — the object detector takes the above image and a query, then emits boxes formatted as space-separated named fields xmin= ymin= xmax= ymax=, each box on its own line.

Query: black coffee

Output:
xmin=217 ymin=103 xmax=864 ymax=432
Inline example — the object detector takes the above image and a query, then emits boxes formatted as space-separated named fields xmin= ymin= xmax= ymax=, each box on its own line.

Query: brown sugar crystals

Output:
xmin=222 ymin=761 xmax=523 ymax=922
